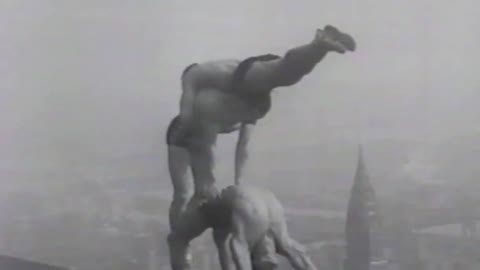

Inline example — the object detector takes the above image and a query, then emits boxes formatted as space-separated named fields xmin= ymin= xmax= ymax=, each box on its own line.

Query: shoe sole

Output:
xmin=324 ymin=25 xmax=356 ymax=51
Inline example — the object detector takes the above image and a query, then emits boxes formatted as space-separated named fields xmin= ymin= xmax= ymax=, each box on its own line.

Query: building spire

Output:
xmin=344 ymin=145 xmax=377 ymax=270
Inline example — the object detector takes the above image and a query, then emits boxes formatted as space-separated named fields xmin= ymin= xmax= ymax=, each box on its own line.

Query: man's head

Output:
xmin=198 ymin=193 xmax=231 ymax=229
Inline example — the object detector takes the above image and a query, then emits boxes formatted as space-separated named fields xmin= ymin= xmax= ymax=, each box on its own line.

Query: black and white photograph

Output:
xmin=1 ymin=1 xmax=479 ymax=270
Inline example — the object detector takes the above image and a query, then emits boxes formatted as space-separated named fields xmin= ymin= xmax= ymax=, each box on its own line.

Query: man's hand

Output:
xmin=235 ymin=124 xmax=254 ymax=185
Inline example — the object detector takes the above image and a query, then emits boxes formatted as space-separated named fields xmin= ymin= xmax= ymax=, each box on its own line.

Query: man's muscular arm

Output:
xmin=235 ymin=124 xmax=254 ymax=185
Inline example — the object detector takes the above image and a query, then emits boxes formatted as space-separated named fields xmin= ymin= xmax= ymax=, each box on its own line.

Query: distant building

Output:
xmin=345 ymin=146 xmax=386 ymax=270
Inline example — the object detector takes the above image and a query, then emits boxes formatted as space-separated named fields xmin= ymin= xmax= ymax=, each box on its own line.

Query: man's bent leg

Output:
xmin=168 ymin=201 xmax=210 ymax=270
xmin=188 ymin=125 xmax=219 ymax=205
xmin=167 ymin=116 xmax=194 ymax=230
xmin=230 ymin=236 xmax=253 ymax=270
xmin=213 ymin=229 xmax=234 ymax=270
xmin=168 ymin=145 xmax=193 ymax=230
xmin=230 ymin=211 xmax=254 ymax=270
xmin=251 ymin=233 xmax=279 ymax=270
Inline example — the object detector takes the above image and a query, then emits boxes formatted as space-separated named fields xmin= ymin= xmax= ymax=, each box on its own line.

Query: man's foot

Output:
xmin=313 ymin=25 xmax=356 ymax=53
xmin=324 ymin=25 xmax=356 ymax=51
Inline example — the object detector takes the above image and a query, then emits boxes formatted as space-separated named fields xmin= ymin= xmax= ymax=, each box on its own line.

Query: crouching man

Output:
xmin=168 ymin=185 xmax=318 ymax=270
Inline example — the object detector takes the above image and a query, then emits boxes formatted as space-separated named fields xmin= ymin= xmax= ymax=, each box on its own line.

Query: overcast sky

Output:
xmin=1 ymin=0 xmax=479 ymax=176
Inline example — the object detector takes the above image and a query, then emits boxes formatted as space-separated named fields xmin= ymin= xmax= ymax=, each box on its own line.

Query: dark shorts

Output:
xmin=230 ymin=54 xmax=281 ymax=94
xmin=166 ymin=116 xmax=187 ymax=147
xmin=166 ymin=116 xmax=216 ymax=149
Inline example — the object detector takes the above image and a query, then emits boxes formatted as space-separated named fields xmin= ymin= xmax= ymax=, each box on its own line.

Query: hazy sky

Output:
xmin=1 ymin=0 xmax=479 ymax=175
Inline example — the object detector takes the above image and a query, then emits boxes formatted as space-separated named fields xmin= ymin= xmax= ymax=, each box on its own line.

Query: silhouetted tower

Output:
xmin=344 ymin=146 xmax=380 ymax=270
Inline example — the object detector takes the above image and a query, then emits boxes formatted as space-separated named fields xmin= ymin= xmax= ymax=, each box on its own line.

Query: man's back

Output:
xmin=184 ymin=59 xmax=241 ymax=91
xmin=211 ymin=185 xmax=318 ymax=270
xmin=217 ymin=185 xmax=286 ymax=247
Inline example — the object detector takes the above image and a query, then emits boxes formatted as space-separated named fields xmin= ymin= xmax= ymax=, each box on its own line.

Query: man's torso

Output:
xmin=185 ymin=56 xmax=279 ymax=132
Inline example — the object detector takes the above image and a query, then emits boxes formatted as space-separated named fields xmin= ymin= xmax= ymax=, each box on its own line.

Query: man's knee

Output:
xmin=193 ymin=181 xmax=218 ymax=197
xmin=173 ymin=190 xmax=192 ymax=203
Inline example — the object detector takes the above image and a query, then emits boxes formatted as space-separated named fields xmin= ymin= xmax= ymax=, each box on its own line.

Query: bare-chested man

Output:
xmin=166 ymin=25 xmax=356 ymax=230
xmin=168 ymin=185 xmax=318 ymax=270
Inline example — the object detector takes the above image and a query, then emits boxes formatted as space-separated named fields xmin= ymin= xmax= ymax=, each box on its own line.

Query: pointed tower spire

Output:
xmin=356 ymin=145 xmax=368 ymax=184
xmin=344 ymin=145 xmax=377 ymax=270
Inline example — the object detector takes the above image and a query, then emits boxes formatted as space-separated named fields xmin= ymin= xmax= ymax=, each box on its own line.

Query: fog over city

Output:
xmin=1 ymin=1 xmax=479 ymax=269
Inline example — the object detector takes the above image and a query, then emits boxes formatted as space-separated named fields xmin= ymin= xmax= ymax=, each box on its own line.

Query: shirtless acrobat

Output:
xmin=166 ymin=24 xmax=356 ymax=270
xmin=168 ymin=185 xmax=318 ymax=270
xmin=166 ymin=25 xmax=356 ymax=230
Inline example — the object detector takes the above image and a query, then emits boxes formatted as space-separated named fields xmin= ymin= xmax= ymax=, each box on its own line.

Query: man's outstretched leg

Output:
xmin=242 ymin=25 xmax=356 ymax=92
